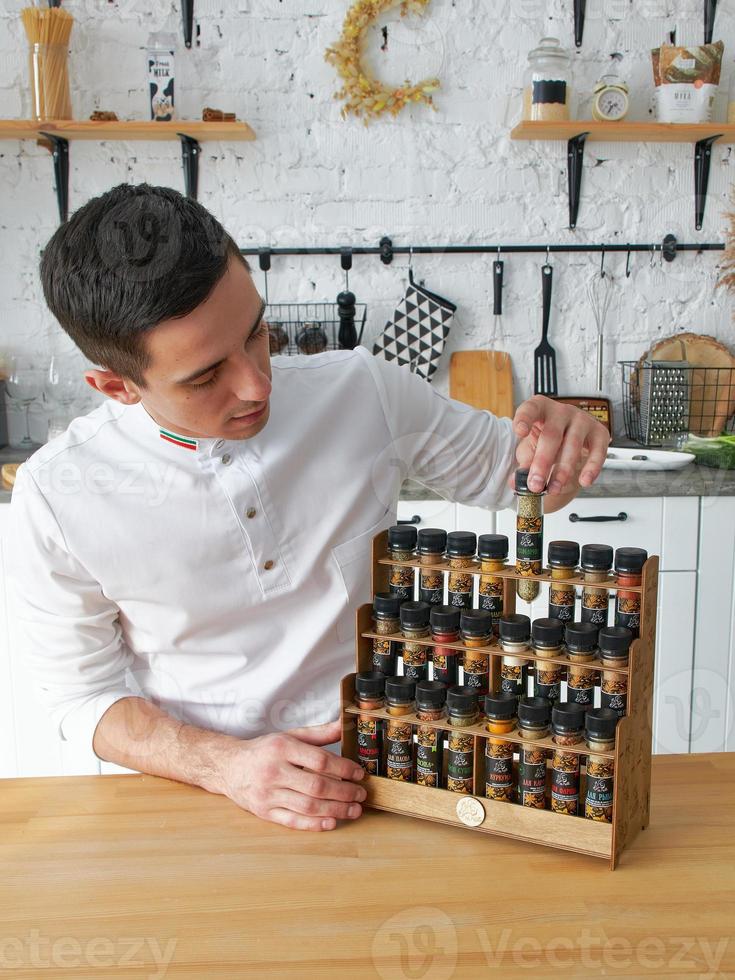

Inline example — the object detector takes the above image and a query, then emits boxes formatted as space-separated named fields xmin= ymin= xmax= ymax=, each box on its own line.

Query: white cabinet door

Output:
xmin=397 ymin=497 xmax=456 ymax=533
xmin=0 ymin=506 xmax=18 ymax=778
xmin=652 ymin=571 xmax=697 ymax=755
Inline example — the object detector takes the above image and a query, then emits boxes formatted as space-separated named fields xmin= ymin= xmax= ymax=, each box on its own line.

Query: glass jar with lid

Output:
xmin=523 ymin=37 xmax=573 ymax=121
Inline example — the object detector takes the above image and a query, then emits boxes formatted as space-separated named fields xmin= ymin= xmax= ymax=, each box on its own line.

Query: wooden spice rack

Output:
xmin=339 ymin=529 xmax=660 ymax=870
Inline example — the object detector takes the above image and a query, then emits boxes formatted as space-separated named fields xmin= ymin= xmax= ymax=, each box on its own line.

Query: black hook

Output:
xmin=340 ymin=247 xmax=353 ymax=272
xmin=379 ymin=236 xmax=393 ymax=265
xmin=600 ymin=248 xmax=606 ymax=278
xmin=625 ymin=249 xmax=632 ymax=278
xmin=258 ymin=248 xmax=272 ymax=272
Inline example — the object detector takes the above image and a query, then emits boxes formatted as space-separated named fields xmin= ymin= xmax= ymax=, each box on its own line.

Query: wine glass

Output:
xmin=5 ymin=355 xmax=46 ymax=449
xmin=45 ymin=353 xmax=83 ymax=407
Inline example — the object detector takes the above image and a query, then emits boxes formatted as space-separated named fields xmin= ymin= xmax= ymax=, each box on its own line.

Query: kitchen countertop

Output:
xmin=1 ymin=753 xmax=733 ymax=978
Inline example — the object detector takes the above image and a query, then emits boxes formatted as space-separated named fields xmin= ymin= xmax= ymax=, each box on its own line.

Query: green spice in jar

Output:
xmin=355 ymin=671 xmax=387 ymax=775
xmin=400 ymin=601 xmax=431 ymax=683
xmin=550 ymin=701 xmax=586 ymax=815
xmin=614 ymin=547 xmax=648 ymax=639
xmin=499 ymin=613 xmax=531 ymax=698
xmin=584 ymin=707 xmax=619 ymax=822
xmin=460 ymin=609 xmax=492 ymax=697
xmin=515 ymin=468 xmax=545 ymax=601
xmin=531 ymin=617 xmax=564 ymax=704
xmin=484 ymin=692 xmax=518 ymax=803
xmin=598 ymin=625 xmax=632 ymax=718
xmin=547 ymin=540 xmax=580 ymax=624
xmin=478 ymin=533 xmax=509 ymax=634
xmin=417 ymin=528 xmax=447 ymax=606
xmin=429 ymin=605 xmax=460 ymax=687
xmin=388 ymin=525 xmax=417 ymax=603
xmin=564 ymin=621 xmax=599 ymax=713
xmin=580 ymin=544 xmax=613 ymax=628
xmin=517 ymin=696 xmax=551 ymax=809
xmin=446 ymin=685 xmax=479 ymax=794
xmin=385 ymin=676 xmax=416 ymax=782
xmin=372 ymin=592 xmax=401 ymax=675
xmin=446 ymin=531 xmax=477 ymax=609
xmin=415 ymin=680 xmax=447 ymax=789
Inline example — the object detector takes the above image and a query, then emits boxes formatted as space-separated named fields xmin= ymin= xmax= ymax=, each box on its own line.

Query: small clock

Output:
xmin=592 ymin=74 xmax=630 ymax=122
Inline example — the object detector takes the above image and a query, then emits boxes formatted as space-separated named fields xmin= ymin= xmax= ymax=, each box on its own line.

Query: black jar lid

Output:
xmin=532 ymin=617 xmax=564 ymax=646
xmin=484 ymin=691 xmax=518 ymax=720
xmin=598 ymin=625 xmax=633 ymax=655
xmin=446 ymin=685 xmax=479 ymax=714
xmin=373 ymin=592 xmax=401 ymax=617
xmin=417 ymin=527 xmax=448 ymax=554
xmin=400 ymin=601 xmax=431 ymax=629
xmin=518 ymin=696 xmax=551 ymax=726
xmin=515 ymin=467 xmax=545 ymax=493
xmin=355 ymin=671 xmax=387 ymax=698
xmin=499 ymin=613 xmax=531 ymax=642
xmin=460 ymin=609 xmax=493 ymax=636
xmin=415 ymin=680 xmax=447 ymax=708
xmin=446 ymin=530 xmax=477 ymax=557
xmin=429 ymin=605 xmax=460 ymax=632
xmin=580 ymin=543 xmax=613 ymax=571
xmin=585 ymin=707 xmax=619 ymax=740
xmin=564 ymin=621 xmax=599 ymax=653
xmin=388 ymin=525 xmax=417 ymax=551
xmin=615 ymin=547 xmax=648 ymax=574
xmin=478 ymin=533 xmax=509 ymax=560
xmin=385 ymin=676 xmax=416 ymax=701
xmin=548 ymin=539 xmax=580 ymax=567
xmin=552 ymin=701 xmax=587 ymax=730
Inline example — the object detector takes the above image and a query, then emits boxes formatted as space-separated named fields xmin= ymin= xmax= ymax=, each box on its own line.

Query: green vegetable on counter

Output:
xmin=682 ymin=434 xmax=735 ymax=470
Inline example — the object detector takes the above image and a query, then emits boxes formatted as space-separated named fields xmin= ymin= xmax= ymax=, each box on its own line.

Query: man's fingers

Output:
xmin=286 ymin=718 xmax=342 ymax=746
xmin=284 ymin=734 xmax=365 ymax=783
xmin=546 ymin=417 xmax=589 ymax=494
xmin=579 ymin=423 xmax=611 ymax=486
xmin=512 ymin=395 xmax=549 ymax=438
xmin=288 ymin=765 xmax=368 ymax=804
xmin=526 ymin=417 xmax=568 ymax=491
xmin=274 ymin=788 xmax=363 ymax=822
xmin=266 ymin=807 xmax=338 ymax=832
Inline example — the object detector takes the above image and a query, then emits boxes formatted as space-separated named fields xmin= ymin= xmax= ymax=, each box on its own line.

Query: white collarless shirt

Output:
xmin=8 ymin=345 xmax=517 ymax=754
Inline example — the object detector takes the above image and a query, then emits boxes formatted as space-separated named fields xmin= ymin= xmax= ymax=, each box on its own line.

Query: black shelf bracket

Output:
xmin=574 ymin=0 xmax=586 ymax=47
xmin=694 ymin=135 xmax=722 ymax=231
xmin=178 ymin=134 xmax=200 ymax=200
xmin=182 ymin=0 xmax=194 ymax=48
xmin=704 ymin=0 xmax=718 ymax=44
xmin=567 ymin=132 xmax=589 ymax=230
xmin=39 ymin=132 xmax=69 ymax=224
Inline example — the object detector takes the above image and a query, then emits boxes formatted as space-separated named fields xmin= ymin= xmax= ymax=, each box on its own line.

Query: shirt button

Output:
xmin=263 ymin=559 xmax=275 ymax=570
xmin=246 ymin=507 xmax=257 ymax=519
xmin=214 ymin=439 xmax=225 ymax=451
xmin=221 ymin=453 xmax=232 ymax=465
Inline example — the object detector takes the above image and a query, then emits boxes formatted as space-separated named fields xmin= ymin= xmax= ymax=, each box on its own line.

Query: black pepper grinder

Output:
xmin=337 ymin=289 xmax=357 ymax=349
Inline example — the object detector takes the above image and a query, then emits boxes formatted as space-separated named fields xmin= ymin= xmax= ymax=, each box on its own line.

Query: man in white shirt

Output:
xmin=9 ymin=184 xmax=609 ymax=832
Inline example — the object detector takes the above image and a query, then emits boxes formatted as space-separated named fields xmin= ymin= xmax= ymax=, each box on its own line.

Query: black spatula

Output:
xmin=534 ymin=263 xmax=558 ymax=396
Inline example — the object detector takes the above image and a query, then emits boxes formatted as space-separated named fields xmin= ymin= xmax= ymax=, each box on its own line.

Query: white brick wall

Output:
xmin=1 ymin=0 xmax=734 ymax=437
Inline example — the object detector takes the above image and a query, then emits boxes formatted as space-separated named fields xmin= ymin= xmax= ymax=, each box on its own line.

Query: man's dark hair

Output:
xmin=40 ymin=183 xmax=251 ymax=386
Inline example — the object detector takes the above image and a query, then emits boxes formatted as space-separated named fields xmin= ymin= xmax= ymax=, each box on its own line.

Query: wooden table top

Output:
xmin=1 ymin=753 xmax=733 ymax=979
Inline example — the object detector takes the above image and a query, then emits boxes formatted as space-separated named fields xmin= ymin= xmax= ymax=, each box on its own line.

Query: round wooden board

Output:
xmin=1 ymin=463 xmax=19 ymax=490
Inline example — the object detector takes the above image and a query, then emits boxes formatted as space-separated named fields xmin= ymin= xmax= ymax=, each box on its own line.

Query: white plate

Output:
xmin=603 ymin=447 xmax=695 ymax=471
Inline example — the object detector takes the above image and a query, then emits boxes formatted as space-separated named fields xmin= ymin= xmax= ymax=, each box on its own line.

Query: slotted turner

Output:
xmin=534 ymin=263 xmax=558 ymax=396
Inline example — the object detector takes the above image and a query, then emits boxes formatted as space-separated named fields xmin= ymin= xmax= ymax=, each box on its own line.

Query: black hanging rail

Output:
xmin=704 ymin=0 xmax=718 ymax=44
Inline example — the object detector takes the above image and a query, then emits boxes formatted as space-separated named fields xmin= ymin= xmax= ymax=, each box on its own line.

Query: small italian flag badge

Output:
xmin=159 ymin=427 xmax=199 ymax=451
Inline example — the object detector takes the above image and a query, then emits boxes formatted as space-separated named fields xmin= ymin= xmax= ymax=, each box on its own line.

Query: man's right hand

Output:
xmin=217 ymin=719 xmax=368 ymax=831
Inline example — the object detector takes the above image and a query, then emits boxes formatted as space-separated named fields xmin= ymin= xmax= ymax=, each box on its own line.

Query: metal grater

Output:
xmin=639 ymin=360 xmax=691 ymax=445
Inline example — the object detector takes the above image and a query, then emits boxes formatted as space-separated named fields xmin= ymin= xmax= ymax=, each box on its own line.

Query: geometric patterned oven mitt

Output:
xmin=372 ymin=268 xmax=457 ymax=382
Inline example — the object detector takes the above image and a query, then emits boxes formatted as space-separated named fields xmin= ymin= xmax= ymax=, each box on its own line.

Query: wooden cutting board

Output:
xmin=449 ymin=350 xmax=514 ymax=418
xmin=1 ymin=463 xmax=19 ymax=490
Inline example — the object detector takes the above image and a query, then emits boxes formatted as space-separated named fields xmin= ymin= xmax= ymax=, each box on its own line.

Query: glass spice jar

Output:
xmin=387 ymin=525 xmax=417 ymax=603
xmin=564 ymin=621 xmax=599 ymax=713
xmin=478 ymin=533 xmax=509 ymax=634
xmin=598 ymin=625 xmax=633 ymax=718
xmin=372 ymin=592 xmax=401 ymax=675
xmin=385 ymin=676 xmax=416 ymax=782
xmin=547 ymin=539 xmax=580 ymax=624
xmin=614 ymin=547 xmax=648 ymax=639
xmin=580 ymin=544 xmax=613 ymax=628
xmin=460 ymin=609 xmax=492 ymax=697
xmin=515 ymin=468 xmax=545 ymax=601
xmin=446 ymin=685 xmax=479 ymax=794
xmin=415 ymin=680 xmax=447 ymax=789
xmin=355 ymin=670 xmax=387 ymax=776
xmin=484 ymin=691 xmax=518 ymax=803
xmin=531 ymin=617 xmax=564 ymax=704
xmin=517 ymin=696 xmax=551 ymax=809
xmin=417 ymin=528 xmax=447 ymax=606
xmin=399 ymin=601 xmax=431 ymax=683
xmin=499 ymin=613 xmax=531 ymax=698
xmin=584 ymin=707 xmax=619 ymax=822
xmin=446 ymin=531 xmax=477 ymax=609
xmin=522 ymin=36 xmax=573 ymax=122
xmin=550 ymin=701 xmax=586 ymax=815
xmin=430 ymin=605 xmax=461 ymax=686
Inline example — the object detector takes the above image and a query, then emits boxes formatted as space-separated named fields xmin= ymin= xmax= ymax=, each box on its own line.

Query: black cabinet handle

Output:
xmin=397 ymin=515 xmax=422 ymax=526
xmin=569 ymin=511 xmax=628 ymax=523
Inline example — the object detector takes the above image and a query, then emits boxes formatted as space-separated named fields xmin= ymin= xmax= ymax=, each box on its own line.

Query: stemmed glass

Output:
xmin=5 ymin=355 xmax=46 ymax=449
xmin=45 ymin=353 xmax=84 ymax=440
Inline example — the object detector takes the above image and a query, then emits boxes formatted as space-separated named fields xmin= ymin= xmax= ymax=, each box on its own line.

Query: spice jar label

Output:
xmin=549 ymin=587 xmax=576 ymax=621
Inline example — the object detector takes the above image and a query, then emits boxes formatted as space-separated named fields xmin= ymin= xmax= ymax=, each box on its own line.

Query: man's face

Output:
xmin=90 ymin=255 xmax=273 ymax=441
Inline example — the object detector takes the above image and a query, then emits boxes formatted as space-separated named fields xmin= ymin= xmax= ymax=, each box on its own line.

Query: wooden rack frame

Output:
xmin=340 ymin=529 xmax=659 ymax=870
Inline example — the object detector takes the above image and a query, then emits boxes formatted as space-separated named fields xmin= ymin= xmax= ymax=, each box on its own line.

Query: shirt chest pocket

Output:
xmin=331 ymin=508 xmax=395 ymax=645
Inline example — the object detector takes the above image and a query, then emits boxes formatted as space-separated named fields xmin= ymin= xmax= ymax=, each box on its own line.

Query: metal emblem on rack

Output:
xmin=456 ymin=797 xmax=485 ymax=827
